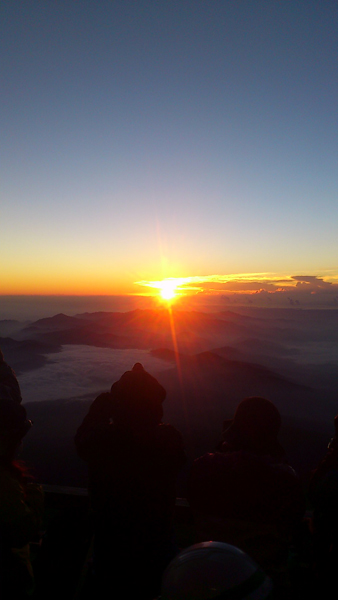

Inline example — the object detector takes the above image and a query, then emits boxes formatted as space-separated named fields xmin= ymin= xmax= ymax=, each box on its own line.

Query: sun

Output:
xmin=159 ymin=280 xmax=177 ymax=301
xmin=134 ymin=276 xmax=184 ymax=302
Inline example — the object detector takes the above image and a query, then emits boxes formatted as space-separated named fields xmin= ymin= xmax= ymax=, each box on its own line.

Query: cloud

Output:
xmin=134 ymin=271 xmax=338 ymax=308
xmin=287 ymin=297 xmax=300 ymax=306
xmin=135 ymin=272 xmax=296 ymax=294
xmin=19 ymin=346 xmax=173 ymax=403
xmin=292 ymin=275 xmax=333 ymax=290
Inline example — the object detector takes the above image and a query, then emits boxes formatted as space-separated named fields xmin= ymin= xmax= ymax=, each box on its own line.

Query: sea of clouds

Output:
xmin=19 ymin=345 xmax=173 ymax=404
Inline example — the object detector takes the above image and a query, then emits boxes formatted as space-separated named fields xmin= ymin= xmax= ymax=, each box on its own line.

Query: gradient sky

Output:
xmin=1 ymin=1 xmax=337 ymax=303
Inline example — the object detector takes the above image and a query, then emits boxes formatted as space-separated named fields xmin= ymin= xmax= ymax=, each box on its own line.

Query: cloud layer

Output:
xmin=136 ymin=273 xmax=338 ymax=308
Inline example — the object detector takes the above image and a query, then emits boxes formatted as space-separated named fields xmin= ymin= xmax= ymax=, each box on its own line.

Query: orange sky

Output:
xmin=2 ymin=266 xmax=338 ymax=310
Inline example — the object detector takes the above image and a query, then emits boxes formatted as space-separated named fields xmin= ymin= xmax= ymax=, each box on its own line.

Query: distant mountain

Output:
xmin=157 ymin=349 xmax=332 ymax=440
xmin=22 ymin=313 xmax=88 ymax=332
xmin=0 ymin=319 xmax=27 ymax=337
xmin=0 ymin=336 xmax=61 ymax=373
xmin=231 ymin=338 xmax=300 ymax=357
xmin=18 ymin=309 xmax=255 ymax=354
xmin=211 ymin=339 xmax=338 ymax=394
xmin=218 ymin=308 xmax=338 ymax=342
xmin=154 ymin=345 xmax=308 ymax=401
xmin=220 ymin=307 xmax=338 ymax=322
xmin=10 ymin=308 xmax=338 ymax=397
xmin=207 ymin=345 xmax=252 ymax=362
xmin=150 ymin=348 xmax=186 ymax=362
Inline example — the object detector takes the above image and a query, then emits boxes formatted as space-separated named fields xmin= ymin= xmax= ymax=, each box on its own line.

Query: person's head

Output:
xmin=0 ymin=397 xmax=32 ymax=458
xmin=221 ymin=396 xmax=283 ymax=457
xmin=110 ymin=363 xmax=166 ymax=429
xmin=161 ymin=541 xmax=273 ymax=600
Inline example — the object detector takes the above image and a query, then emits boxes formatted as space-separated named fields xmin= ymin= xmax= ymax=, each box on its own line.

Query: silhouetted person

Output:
xmin=308 ymin=414 xmax=338 ymax=592
xmin=0 ymin=348 xmax=22 ymax=404
xmin=188 ymin=397 xmax=304 ymax=589
xmin=75 ymin=363 xmax=185 ymax=599
xmin=0 ymin=397 xmax=43 ymax=598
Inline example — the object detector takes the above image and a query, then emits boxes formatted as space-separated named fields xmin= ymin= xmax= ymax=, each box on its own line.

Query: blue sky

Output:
xmin=1 ymin=1 xmax=337 ymax=303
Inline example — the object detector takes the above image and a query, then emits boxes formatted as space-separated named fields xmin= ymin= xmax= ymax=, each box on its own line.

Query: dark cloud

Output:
xmin=288 ymin=297 xmax=300 ymax=306
xmin=292 ymin=276 xmax=333 ymax=290
xmin=186 ymin=274 xmax=338 ymax=308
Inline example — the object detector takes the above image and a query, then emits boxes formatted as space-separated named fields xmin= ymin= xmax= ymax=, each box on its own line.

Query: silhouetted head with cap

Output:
xmin=110 ymin=363 xmax=166 ymax=430
xmin=221 ymin=397 xmax=283 ymax=457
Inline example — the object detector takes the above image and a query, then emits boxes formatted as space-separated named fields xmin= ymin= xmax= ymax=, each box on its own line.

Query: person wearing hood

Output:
xmin=75 ymin=363 xmax=185 ymax=599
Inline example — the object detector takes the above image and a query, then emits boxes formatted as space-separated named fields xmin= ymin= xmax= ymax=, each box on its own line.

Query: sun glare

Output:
xmin=159 ymin=280 xmax=177 ymax=301
xmin=135 ymin=276 xmax=188 ymax=301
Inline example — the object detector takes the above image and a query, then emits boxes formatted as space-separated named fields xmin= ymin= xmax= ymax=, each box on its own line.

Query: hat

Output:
xmin=161 ymin=541 xmax=273 ymax=600
xmin=110 ymin=363 xmax=166 ymax=428
xmin=222 ymin=397 xmax=282 ymax=456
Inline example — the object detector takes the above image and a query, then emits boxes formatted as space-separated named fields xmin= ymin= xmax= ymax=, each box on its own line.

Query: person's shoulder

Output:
xmin=154 ymin=424 xmax=186 ymax=465
xmin=156 ymin=423 xmax=183 ymax=446
xmin=234 ymin=452 xmax=300 ymax=484
xmin=158 ymin=422 xmax=181 ymax=435
xmin=262 ymin=455 xmax=300 ymax=485
xmin=273 ymin=459 xmax=298 ymax=476
xmin=0 ymin=464 xmax=21 ymax=488
xmin=88 ymin=391 xmax=114 ymax=417
xmin=193 ymin=450 xmax=240 ymax=468
xmin=0 ymin=466 xmax=25 ymax=512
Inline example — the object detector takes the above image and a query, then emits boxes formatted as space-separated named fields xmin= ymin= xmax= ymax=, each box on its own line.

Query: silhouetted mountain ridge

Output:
xmin=18 ymin=309 xmax=254 ymax=353
xmin=0 ymin=336 xmax=61 ymax=373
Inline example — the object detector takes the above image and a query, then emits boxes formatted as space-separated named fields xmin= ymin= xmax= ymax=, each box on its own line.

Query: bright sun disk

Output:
xmin=159 ymin=280 xmax=177 ymax=301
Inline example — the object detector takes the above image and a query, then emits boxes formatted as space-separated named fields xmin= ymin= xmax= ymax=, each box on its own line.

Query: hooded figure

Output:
xmin=75 ymin=363 xmax=185 ymax=599
xmin=188 ymin=397 xmax=304 ymax=586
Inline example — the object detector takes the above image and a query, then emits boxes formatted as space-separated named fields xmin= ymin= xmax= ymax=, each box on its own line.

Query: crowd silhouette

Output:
xmin=0 ymin=347 xmax=338 ymax=599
